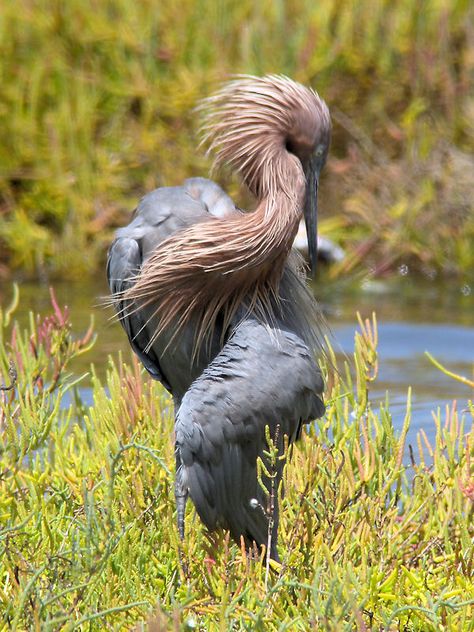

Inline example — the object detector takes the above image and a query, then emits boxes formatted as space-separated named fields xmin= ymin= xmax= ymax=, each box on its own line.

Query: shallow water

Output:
xmin=318 ymin=276 xmax=473 ymax=449
xmin=2 ymin=275 xmax=473 ymax=450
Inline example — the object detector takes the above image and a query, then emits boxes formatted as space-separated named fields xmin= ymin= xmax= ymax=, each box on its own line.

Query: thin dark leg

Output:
xmin=175 ymin=450 xmax=188 ymax=540
xmin=173 ymin=397 xmax=188 ymax=540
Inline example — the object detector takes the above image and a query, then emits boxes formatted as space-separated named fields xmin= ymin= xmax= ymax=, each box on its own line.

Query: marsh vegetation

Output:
xmin=0 ymin=291 xmax=472 ymax=629
xmin=0 ymin=0 xmax=473 ymax=281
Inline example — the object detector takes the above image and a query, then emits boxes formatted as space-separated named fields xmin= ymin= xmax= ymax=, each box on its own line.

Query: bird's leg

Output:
xmin=175 ymin=450 xmax=188 ymax=540
xmin=173 ymin=397 xmax=188 ymax=540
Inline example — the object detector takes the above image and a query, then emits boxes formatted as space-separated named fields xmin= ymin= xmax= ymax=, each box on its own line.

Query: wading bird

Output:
xmin=107 ymin=75 xmax=331 ymax=560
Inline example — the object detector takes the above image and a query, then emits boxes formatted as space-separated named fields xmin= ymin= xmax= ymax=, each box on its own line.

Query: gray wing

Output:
xmin=107 ymin=178 xmax=237 ymax=395
xmin=175 ymin=316 xmax=325 ymax=557
xmin=107 ymin=236 xmax=167 ymax=384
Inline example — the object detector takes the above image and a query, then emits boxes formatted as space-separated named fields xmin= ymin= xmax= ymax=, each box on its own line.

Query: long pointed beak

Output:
xmin=304 ymin=162 xmax=320 ymax=277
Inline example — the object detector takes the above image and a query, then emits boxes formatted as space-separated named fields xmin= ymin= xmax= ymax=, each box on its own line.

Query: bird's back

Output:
xmin=107 ymin=178 xmax=238 ymax=398
xmin=108 ymin=178 xmax=325 ymax=399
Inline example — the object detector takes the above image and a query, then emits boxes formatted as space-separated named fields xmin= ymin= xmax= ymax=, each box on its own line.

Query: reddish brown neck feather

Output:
xmin=121 ymin=75 xmax=329 ymax=347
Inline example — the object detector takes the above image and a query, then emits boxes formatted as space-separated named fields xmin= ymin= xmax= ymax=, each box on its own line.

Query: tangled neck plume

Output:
xmin=117 ymin=75 xmax=331 ymax=347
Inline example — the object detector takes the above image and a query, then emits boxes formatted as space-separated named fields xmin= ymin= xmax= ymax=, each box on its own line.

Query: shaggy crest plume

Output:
xmin=200 ymin=74 xmax=330 ymax=198
xmin=114 ymin=75 xmax=330 ymax=348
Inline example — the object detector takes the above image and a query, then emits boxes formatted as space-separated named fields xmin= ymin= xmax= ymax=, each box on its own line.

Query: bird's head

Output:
xmin=201 ymin=75 xmax=331 ymax=275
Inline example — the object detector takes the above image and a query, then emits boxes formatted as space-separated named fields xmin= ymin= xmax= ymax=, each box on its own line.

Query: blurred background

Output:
xmin=0 ymin=0 xmax=473 ymax=439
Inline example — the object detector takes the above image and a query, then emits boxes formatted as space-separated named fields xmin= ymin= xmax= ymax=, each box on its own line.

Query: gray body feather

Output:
xmin=107 ymin=177 xmax=325 ymax=559
xmin=176 ymin=316 xmax=324 ymax=558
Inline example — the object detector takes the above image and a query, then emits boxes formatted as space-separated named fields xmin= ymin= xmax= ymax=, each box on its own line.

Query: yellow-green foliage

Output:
xmin=0 ymin=0 xmax=473 ymax=279
xmin=0 ymin=292 xmax=473 ymax=630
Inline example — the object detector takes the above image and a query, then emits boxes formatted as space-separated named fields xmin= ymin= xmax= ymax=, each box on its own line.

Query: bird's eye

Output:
xmin=315 ymin=144 xmax=325 ymax=157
